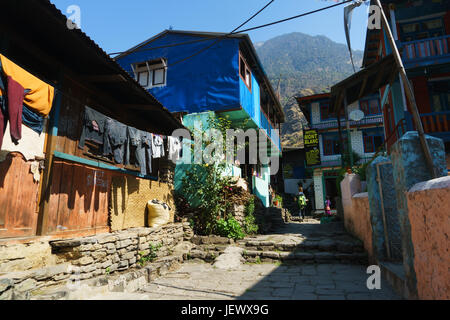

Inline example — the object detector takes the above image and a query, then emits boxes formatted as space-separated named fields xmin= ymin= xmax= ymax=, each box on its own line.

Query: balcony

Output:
xmin=420 ymin=111 xmax=450 ymax=134
xmin=400 ymin=35 xmax=450 ymax=68
xmin=310 ymin=115 xmax=384 ymax=130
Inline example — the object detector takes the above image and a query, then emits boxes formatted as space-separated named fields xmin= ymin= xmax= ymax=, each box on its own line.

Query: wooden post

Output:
xmin=344 ymin=94 xmax=354 ymax=168
xmin=36 ymin=80 xmax=63 ymax=236
xmin=375 ymin=0 xmax=438 ymax=179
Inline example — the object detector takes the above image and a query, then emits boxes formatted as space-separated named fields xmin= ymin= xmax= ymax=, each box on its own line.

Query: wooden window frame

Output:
xmin=133 ymin=58 xmax=167 ymax=89
xmin=239 ymin=52 xmax=252 ymax=92
xmin=320 ymin=101 xmax=336 ymax=121
xmin=360 ymin=98 xmax=381 ymax=116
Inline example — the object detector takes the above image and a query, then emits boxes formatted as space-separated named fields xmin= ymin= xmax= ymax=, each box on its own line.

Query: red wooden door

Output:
xmin=45 ymin=159 xmax=110 ymax=237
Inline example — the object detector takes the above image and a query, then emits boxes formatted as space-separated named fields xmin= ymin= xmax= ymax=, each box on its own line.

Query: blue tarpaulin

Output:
xmin=117 ymin=33 xmax=241 ymax=113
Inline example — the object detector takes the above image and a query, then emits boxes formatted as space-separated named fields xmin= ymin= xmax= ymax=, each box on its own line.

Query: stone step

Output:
xmin=243 ymin=250 xmax=368 ymax=265
xmin=240 ymin=240 xmax=365 ymax=254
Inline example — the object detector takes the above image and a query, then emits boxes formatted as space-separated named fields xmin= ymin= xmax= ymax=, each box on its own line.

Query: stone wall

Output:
xmin=0 ymin=239 xmax=56 ymax=273
xmin=407 ymin=176 xmax=450 ymax=300
xmin=0 ymin=222 xmax=193 ymax=300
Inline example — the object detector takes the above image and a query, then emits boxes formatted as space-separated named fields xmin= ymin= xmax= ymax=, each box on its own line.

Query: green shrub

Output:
xmin=215 ymin=217 xmax=245 ymax=240
xmin=243 ymin=214 xmax=259 ymax=235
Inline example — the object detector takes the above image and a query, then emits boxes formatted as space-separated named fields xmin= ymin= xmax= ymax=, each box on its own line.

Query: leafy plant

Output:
xmin=215 ymin=216 xmax=245 ymax=240
xmin=138 ymin=243 xmax=162 ymax=266
xmin=181 ymin=114 xmax=242 ymax=236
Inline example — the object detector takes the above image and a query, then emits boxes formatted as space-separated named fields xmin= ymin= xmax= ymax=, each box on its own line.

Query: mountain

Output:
xmin=255 ymin=32 xmax=363 ymax=148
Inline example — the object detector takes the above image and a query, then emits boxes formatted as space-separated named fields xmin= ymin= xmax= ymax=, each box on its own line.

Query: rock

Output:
xmin=293 ymin=252 xmax=314 ymax=260
xmin=0 ymin=289 xmax=13 ymax=300
xmin=213 ymin=246 xmax=244 ymax=270
xmin=77 ymin=256 xmax=94 ymax=266
xmin=314 ymin=252 xmax=335 ymax=261
xmin=91 ymin=251 xmax=107 ymax=260
xmin=262 ymin=251 xmax=280 ymax=259
xmin=121 ymin=252 xmax=136 ymax=261
xmin=15 ymin=278 xmax=37 ymax=293
xmin=0 ymin=279 xmax=13 ymax=293
xmin=242 ymin=250 xmax=260 ymax=257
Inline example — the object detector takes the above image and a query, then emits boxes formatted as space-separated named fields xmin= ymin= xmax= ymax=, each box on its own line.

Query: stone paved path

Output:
xmin=133 ymin=262 xmax=399 ymax=300
xmin=83 ymin=221 xmax=400 ymax=300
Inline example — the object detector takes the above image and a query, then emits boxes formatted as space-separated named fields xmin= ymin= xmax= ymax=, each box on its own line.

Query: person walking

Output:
xmin=324 ymin=196 xmax=332 ymax=216
xmin=297 ymin=186 xmax=308 ymax=219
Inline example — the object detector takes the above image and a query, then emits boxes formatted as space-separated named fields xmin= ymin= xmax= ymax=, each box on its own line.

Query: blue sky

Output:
xmin=50 ymin=0 xmax=370 ymax=54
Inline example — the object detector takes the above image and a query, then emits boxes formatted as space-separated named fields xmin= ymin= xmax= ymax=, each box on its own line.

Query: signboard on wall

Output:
xmin=304 ymin=129 xmax=321 ymax=166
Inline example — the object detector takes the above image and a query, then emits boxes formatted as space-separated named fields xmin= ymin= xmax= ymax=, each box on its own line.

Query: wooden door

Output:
xmin=0 ymin=153 xmax=39 ymax=238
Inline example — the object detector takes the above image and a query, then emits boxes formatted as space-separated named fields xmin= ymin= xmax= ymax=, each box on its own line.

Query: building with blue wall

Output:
xmin=116 ymin=30 xmax=284 ymax=207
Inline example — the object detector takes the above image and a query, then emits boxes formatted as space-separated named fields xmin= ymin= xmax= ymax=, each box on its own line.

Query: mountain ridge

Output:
xmin=255 ymin=32 xmax=363 ymax=148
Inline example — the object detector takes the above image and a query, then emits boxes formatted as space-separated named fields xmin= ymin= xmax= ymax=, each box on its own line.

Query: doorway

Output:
xmin=324 ymin=177 xmax=339 ymax=209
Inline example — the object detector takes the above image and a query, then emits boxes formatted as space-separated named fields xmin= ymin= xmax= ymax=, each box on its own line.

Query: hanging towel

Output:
xmin=7 ymin=76 xmax=26 ymax=145
xmin=168 ymin=136 xmax=182 ymax=162
xmin=0 ymin=54 xmax=54 ymax=117
xmin=152 ymin=134 xmax=165 ymax=159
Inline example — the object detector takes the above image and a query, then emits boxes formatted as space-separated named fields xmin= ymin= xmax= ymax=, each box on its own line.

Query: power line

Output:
xmin=169 ymin=0 xmax=275 ymax=67
xmin=109 ymin=0 xmax=354 ymax=58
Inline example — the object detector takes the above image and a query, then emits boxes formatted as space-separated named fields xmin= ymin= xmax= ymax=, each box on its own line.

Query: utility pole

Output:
xmin=375 ymin=0 xmax=438 ymax=179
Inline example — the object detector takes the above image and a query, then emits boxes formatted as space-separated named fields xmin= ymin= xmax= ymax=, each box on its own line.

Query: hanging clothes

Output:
xmin=127 ymin=127 xmax=152 ymax=176
xmin=22 ymin=104 xmax=45 ymax=134
xmin=103 ymin=117 xmax=127 ymax=164
xmin=152 ymin=134 xmax=165 ymax=159
xmin=168 ymin=136 xmax=182 ymax=162
xmin=78 ymin=106 xmax=108 ymax=149
xmin=0 ymin=54 xmax=54 ymax=117
xmin=0 ymin=56 xmax=46 ymax=135
xmin=6 ymin=76 xmax=26 ymax=145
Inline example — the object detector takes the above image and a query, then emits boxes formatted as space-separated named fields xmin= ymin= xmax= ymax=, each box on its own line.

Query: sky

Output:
xmin=50 ymin=0 xmax=370 ymax=55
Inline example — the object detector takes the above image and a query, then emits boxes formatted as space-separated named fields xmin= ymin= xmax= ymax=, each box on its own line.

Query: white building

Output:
xmin=296 ymin=92 xmax=385 ymax=212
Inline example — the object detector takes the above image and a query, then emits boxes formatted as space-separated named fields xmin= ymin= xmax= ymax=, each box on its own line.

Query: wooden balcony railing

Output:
xmin=420 ymin=111 xmax=450 ymax=134
xmin=401 ymin=35 xmax=450 ymax=62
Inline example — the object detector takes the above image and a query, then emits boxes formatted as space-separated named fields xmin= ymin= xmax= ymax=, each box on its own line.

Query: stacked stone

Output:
xmin=0 ymin=264 xmax=71 ymax=300
xmin=231 ymin=204 xmax=246 ymax=226
xmin=182 ymin=221 xmax=194 ymax=240
xmin=0 ymin=222 xmax=194 ymax=300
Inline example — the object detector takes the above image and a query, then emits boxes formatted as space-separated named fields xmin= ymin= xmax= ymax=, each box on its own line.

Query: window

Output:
xmin=400 ymin=17 xmax=444 ymax=42
xmin=239 ymin=54 xmax=252 ymax=90
xmin=360 ymin=98 xmax=381 ymax=116
xmin=320 ymin=102 xmax=336 ymax=120
xmin=428 ymin=79 xmax=450 ymax=112
xmin=133 ymin=58 xmax=167 ymax=88
xmin=322 ymin=135 xmax=342 ymax=156
xmin=363 ymin=132 xmax=384 ymax=153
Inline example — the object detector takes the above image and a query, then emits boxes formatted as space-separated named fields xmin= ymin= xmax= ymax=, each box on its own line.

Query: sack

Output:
xmin=146 ymin=199 xmax=171 ymax=228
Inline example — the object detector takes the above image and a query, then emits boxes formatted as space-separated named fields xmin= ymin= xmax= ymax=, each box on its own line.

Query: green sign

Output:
xmin=304 ymin=129 xmax=321 ymax=166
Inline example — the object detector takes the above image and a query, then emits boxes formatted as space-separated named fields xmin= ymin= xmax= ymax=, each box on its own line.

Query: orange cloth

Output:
xmin=0 ymin=54 xmax=54 ymax=117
